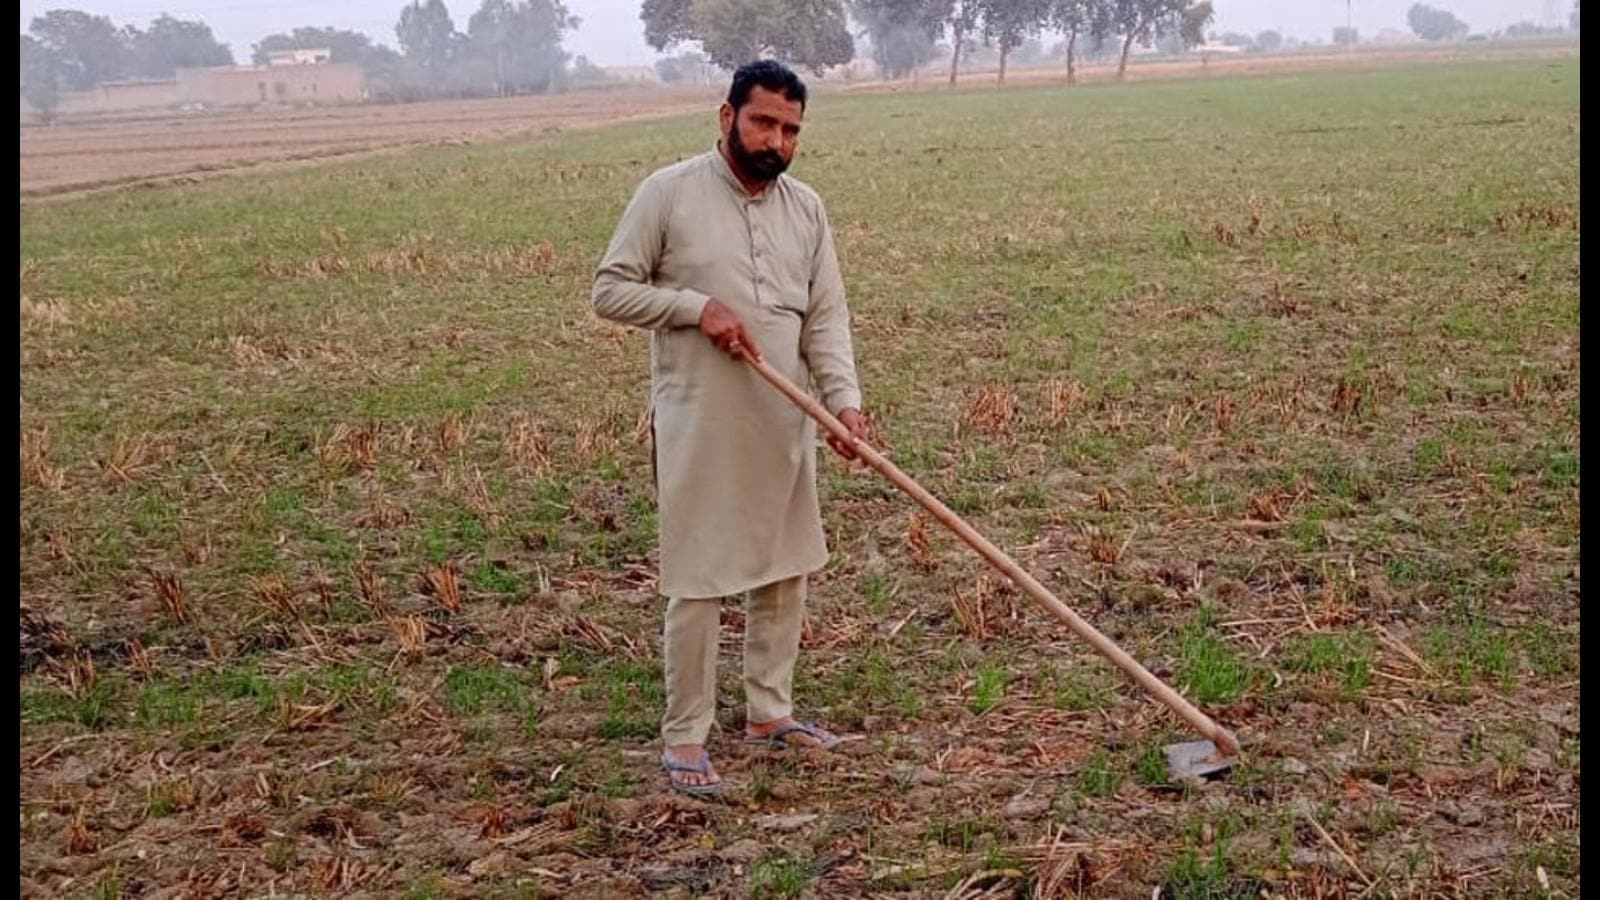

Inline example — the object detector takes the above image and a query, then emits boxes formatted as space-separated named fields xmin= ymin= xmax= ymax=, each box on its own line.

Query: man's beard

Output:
xmin=727 ymin=120 xmax=789 ymax=182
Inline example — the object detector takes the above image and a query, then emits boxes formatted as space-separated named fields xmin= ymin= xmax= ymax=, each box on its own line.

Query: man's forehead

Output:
xmin=743 ymin=86 xmax=804 ymax=117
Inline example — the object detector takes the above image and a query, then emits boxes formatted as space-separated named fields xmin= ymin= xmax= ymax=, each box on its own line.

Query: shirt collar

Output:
xmin=710 ymin=141 xmax=778 ymax=201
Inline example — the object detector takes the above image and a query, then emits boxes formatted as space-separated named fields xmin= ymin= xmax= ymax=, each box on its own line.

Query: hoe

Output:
xmin=745 ymin=354 xmax=1241 ymax=781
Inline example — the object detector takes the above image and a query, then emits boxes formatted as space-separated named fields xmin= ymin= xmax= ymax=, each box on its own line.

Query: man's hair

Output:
xmin=727 ymin=59 xmax=807 ymax=113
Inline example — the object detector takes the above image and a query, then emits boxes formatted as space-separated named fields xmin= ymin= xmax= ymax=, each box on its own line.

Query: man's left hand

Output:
xmin=826 ymin=408 xmax=870 ymax=462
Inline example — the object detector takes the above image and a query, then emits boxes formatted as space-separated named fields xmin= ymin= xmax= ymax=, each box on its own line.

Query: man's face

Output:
xmin=720 ymin=85 xmax=803 ymax=182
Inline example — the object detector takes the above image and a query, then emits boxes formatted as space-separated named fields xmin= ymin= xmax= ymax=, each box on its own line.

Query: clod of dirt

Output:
xmin=756 ymin=813 xmax=818 ymax=832
xmin=1440 ymin=803 xmax=1485 ymax=827
xmin=1002 ymin=796 xmax=1051 ymax=820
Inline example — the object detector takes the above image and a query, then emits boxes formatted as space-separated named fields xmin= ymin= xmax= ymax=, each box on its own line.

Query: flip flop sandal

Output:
xmin=660 ymin=748 xmax=724 ymax=797
xmin=743 ymin=720 xmax=842 ymax=751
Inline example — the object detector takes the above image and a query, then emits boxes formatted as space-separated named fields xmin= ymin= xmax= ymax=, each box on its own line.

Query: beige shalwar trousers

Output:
xmin=661 ymin=574 xmax=805 ymax=747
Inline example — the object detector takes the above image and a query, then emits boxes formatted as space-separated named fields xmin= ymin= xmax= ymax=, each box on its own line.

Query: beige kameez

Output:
xmin=591 ymin=146 xmax=862 ymax=601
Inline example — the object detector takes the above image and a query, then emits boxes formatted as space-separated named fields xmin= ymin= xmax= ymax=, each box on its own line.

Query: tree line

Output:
xmin=24 ymin=0 xmax=1575 ymax=122
xmin=645 ymin=0 xmax=1216 ymax=85
xmin=21 ymin=1 xmax=581 ymax=121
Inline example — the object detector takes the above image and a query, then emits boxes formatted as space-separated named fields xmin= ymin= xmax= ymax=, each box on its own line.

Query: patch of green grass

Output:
xmin=860 ymin=570 xmax=892 ymax=616
xmin=1559 ymin=736 xmax=1579 ymax=771
xmin=749 ymin=762 xmax=776 ymax=804
xmin=403 ymin=873 xmax=447 ymax=900
xmin=970 ymin=663 xmax=1006 ymax=715
xmin=809 ymin=645 xmax=922 ymax=724
xmin=89 ymin=872 xmax=123 ymax=900
xmin=1363 ymin=799 xmax=1401 ymax=838
xmin=1077 ymin=749 xmax=1122 ymax=798
xmin=1413 ymin=438 xmax=1448 ymax=477
xmin=926 ymin=811 xmax=996 ymax=852
xmin=1137 ymin=741 xmax=1169 ymax=786
xmin=1175 ymin=619 xmax=1251 ymax=705
xmin=1287 ymin=504 xmax=1329 ymax=552
xmin=1520 ymin=623 xmax=1578 ymax=680
xmin=1047 ymin=667 xmax=1113 ymax=711
xmin=1281 ymin=631 xmax=1376 ymax=699
xmin=265 ymin=836 xmax=298 ymax=872
xmin=537 ymin=767 xmax=575 ymax=807
xmin=21 ymin=679 xmax=122 ymax=730
xmin=750 ymin=852 xmax=813 ymax=900
xmin=596 ymin=659 xmax=663 ymax=741
xmin=1425 ymin=619 xmax=1517 ymax=690
xmin=443 ymin=663 xmax=527 ymax=716
xmin=470 ymin=561 xmax=522 ymax=594
xmin=136 ymin=679 xmax=202 ymax=728
xmin=1222 ymin=320 xmax=1263 ymax=354
xmin=1163 ymin=839 xmax=1250 ymax=900
xmin=1545 ymin=448 xmax=1579 ymax=489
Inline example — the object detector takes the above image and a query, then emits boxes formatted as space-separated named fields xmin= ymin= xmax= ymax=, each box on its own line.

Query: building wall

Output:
xmin=602 ymin=66 xmax=660 ymax=83
xmin=268 ymin=48 xmax=332 ymax=66
xmin=29 ymin=81 xmax=182 ymax=117
xmin=23 ymin=63 xmax=367 ymax=120
xmin=176 ymin=63 xmax=367 ymax=108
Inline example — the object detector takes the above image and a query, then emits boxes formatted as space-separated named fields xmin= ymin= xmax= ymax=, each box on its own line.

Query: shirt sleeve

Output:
xmin=590 ymin=174 xmax=710 ymax=331
xmin=799 ymin=200 xmax=863 ymax=416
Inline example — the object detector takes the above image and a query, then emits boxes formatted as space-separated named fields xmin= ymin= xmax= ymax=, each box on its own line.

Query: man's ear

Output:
xmin=718 ymin=102 xmax=734 ymax=134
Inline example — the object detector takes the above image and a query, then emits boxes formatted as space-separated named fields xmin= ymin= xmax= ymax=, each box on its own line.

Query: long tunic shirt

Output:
xmin=591 ymin=146 xmax=862 ymax=599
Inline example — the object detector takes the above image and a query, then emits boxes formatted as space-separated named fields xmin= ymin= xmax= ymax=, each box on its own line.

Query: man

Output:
xmin=591 ymin=60 xmax=868 ymax=796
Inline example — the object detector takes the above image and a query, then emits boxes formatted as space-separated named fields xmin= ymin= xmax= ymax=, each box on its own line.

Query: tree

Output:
xmin=28 ymin=9 xmax=131 ymax=90
xmin=1407 ymin=4 xmax=1469 ymax=41
xmin=852 ymin=0 xmax=945 ymax=79
xmin=467 ymin=0 xmax=580 ymax=95
xmin=20 ymin=35 xmax=63 ymax=123
xmin=125 ymin=15 xmax=233 ymax=79
xmin=944 ymin=0 xmax=981 ymax=85
xmin=1254 ymin=28 xmax=1282 ymax=52
xmin=1504 ymin=20 xmax=1556 ymax=37
xmin=1332 ymin=25 xmax=1359 ymax=45
xmin=643 ymin=0 xmax=854 ymax=73
xmin=253 ymin=26 xmax=394 ymax=67
xmin=1570 ymin=0 xmax=1580 ymax=31
xmin=977 ymin=0 xmax=1051 ymax=84
xmin=397 ymin=0 xmax=459 ymax=74
xmin=1102 ymin=0 xmax=1205 ymax=79
xmin=642 ymin=0 xmax=699 ymax=52
xmin=1217 ymin=31 xmax=1252 ymax=48
xmin=1049 ymin=0 xmax=1098 ymax=83
xmin=570 ymin=54 xmax=609 ymax=86
xmin=1179 ymin=0 xmax=1214 ymax=48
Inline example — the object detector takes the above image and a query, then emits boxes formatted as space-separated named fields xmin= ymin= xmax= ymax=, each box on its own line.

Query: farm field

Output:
xmin=19 ymin=55 xmax=1579 ymax=898
xmin=19 ymin=42 xmax=1575 ymax=198
xmin=18 ymin=86 xmax=722 ymax=198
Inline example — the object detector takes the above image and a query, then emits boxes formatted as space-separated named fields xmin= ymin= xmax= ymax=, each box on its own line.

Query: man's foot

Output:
xmin=661 ymin=744 xmax=723 ymax=796
xmin=744 ymin=717 xmax=841 ymax=751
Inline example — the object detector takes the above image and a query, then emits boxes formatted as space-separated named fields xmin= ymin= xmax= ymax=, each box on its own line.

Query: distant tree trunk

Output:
xmin=1066 ymin=27 xmax=1078 ymax=83
xmin=1118 ymin=30 xmax=1136 ymax=79
xmin=949 ymin=20 xmax=965 ymax=86
xmin=998 ymin=43 xmax=1009 ymax=85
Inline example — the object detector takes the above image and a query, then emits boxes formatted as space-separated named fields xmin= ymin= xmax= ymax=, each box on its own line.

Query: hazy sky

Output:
xmin=19 ymin=0 xmax=1569 ymax=67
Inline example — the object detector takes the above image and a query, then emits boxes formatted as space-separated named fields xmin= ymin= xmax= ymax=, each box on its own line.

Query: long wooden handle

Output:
xmin=745 ymin=354 xmax=1240 ymax=757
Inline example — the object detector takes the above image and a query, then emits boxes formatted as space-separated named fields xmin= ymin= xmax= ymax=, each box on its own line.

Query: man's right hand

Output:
xmin=698 ymin=298 xmax=760 ymax=362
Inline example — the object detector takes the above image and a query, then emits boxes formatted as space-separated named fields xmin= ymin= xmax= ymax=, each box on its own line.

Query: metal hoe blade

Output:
xmin=1164 ymin=739 xmax=1236 ymax=781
